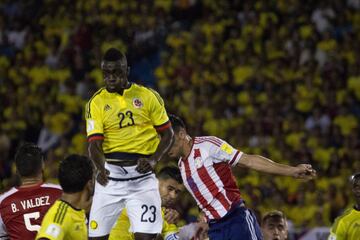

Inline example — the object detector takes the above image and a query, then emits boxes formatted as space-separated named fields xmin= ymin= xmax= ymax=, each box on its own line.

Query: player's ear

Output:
xmin=178 ymin=128 xmax=186 ymax=139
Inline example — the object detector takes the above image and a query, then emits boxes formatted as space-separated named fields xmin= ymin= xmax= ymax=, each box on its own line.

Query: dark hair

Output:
xmin=158 ymin=166 xmax=183 ymax=184
xmin=58 ymin=154 xmax=93 ymax=193
xmin=103 ymin=48 xmax=126 ymax=62
xmin=169 ymin=114 xmax=186 ymax=132
xmin=262 ymin=210 xmax=286 ymax=225
xmin=15 ymin=142 xmax=43 ymax=177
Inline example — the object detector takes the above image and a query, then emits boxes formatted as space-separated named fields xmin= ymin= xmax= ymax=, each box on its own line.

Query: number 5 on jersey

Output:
xmin=24 ymin=211 xmax=41 ymax=231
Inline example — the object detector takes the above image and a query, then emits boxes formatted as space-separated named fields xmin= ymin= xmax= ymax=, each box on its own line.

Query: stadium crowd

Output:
xmin=0 ymin=0 xmax=360 ymax=238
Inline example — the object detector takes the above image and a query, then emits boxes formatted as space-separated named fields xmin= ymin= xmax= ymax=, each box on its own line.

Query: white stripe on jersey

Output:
xmin=41 ymin=183 xmax=62 ymax=190
xmin=179 ymin=161 xmax=213 ymax=219
xmin=0 ymin=188 xmax=18 ymax=204
xmin=188 ymin=157 xmax=228 ymax=218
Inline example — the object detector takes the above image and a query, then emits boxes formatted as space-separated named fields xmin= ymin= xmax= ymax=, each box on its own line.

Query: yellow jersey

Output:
xmin=36 ymin=200 xmax=87 ymax=240
xmin=328 ymin=207 xmax=360 ymax=240
xmin=109 ymin=208 xmax=178 ymax=240
xmin=85 ymin=84 xmax=170 ymax=157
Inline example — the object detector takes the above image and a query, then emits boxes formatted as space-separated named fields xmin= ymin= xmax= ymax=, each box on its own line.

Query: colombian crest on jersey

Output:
xmin=133 ymin=98 xmax=143 ymax=108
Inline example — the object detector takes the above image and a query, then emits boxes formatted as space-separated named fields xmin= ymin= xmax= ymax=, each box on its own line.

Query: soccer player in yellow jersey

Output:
xmin=85 ymin=48 xmax=174 ymax=240
xmin=36 ymin=154 xmax=94 ymax=240
xmin=109 ymin=167 xmax=183 ymax=240
xmin=328 ymin=173 xmax=360 ymax=240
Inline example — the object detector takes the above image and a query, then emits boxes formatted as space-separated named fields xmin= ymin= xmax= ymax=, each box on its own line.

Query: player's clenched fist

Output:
xmin=136 ymin=158 xmax=157 ymax=173
xmin=164 ymin=208 xmax=180 ymax=224
xmin=292 ymin=164 xmax=317 ymax=180
xmin=97 ymin=168 xmax=110 ymax=186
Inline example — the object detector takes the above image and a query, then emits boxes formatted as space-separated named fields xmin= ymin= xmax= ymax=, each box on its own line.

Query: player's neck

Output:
xmin=182 ymin=135 xmax=193 ymax=158
xmin=115 ymin=82 xmax=131 ymax=95
xmin=20 ymin=176 xmax=42 ymax=187
xmin=61 ymin=193 xmax=84 ymax=211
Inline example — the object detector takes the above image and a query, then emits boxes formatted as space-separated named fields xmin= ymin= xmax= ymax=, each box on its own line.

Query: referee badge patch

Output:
xmin=133 ymin=98 xmax=143 ymax=108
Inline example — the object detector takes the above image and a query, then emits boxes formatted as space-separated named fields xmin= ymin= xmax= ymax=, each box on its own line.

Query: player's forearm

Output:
xmin=238 ymin=154 xmax=296 ymax=176
xmin=152 ymin=127 xmax=174 ymax=161
xmin=88 ymin=140 xmax=106 ymax=171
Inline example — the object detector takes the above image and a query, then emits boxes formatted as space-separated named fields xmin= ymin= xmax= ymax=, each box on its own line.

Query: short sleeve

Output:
xmin=85 ymin=99 xmax=104 ymax=141
xmin=210 ymin=137 xmax=243 ymax=167
xmin=329 ymin=219 xmax=346 ymax=240
xmin=147 ymin=88 xmax=170 ymax=131
xmin=36 ymin=223 xmax=65 ymax=240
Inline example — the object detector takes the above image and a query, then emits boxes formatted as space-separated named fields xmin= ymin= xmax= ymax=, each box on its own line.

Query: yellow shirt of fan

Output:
xmin=109 ymin=208 xmax=178 ymax=240
xmin=85 ymin=84 xmax=169 ymax=155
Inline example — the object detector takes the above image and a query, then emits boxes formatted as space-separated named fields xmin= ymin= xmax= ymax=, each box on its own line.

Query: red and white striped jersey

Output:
xmin=178 ymin=136 xmax=243 ymax=220
xmin=0 ymin=182 xmax=62 ymax=240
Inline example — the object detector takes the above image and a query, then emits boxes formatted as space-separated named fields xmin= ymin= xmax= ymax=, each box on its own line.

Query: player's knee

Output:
xmin=134 ymin=232 xmax=157 ymax=240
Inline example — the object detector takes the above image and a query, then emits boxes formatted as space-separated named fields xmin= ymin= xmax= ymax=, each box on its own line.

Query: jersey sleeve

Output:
xmin=328 ymin=218 xmax=346 ymax=240
xmin=147 ymin=88 xmax=170 ymax=132
xmin=209 ymin=137 xmax=243 ymax=167
xmin=85 ymin=98 xmax=104 ymax=141
xmin=0 ymin=214 xmax=8 ymax=239
xmin=36 ymin=222 xmax=65 ymax=240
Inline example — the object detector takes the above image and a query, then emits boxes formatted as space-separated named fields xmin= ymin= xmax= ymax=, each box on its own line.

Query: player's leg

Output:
xmin=227 ymin=207 xmax=263 ymax=240
xmin=89 ymin=180 xmax=126 ymax=239
xmin=133 ymin=232 xmax=157 ymax=240
xmin=126 ymin=175 xmax=163 ymax=240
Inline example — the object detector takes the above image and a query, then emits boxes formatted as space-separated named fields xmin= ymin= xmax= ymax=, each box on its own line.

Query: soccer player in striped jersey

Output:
xmin=36 ymin=154 xmax=94 ymax=240
xmin=0 ymin=143 xmax=62 ymax=240
xmin=168 ymin=115 xmax=316 ymax=240
xmin=328 ymin=173 xmax=360 ymax=240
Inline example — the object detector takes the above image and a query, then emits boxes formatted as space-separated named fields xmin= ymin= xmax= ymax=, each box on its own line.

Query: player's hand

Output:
xmin=136 ymin=158 xmax=157 ymax=174
xmin=97 ymin=168 xmax=110 ymax=186
xmin=292 ymin=164 xmax=316 ymax=180
xmin=164 ymin=208 xmax=180 ymax=224
xmin=193 ymin=222 xmax=209 ymax=240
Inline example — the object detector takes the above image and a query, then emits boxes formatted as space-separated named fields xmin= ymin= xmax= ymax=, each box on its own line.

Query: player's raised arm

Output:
xmin=237 ymin=153 xmax=316 ymax=180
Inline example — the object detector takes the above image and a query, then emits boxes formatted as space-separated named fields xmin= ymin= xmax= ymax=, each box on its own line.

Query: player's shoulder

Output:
xmin=46 ymin=200 xmax=71 ymax=225
xmin=135 ymin=84 xmax=163 ymax=100
xmin=194 ymin=136 xmax=224 ymax=147
xmin=0 ymin=187 xmax=18 ymax=205
xmin=87 ymin=87 xmax=106 ymax=104
xmin=332 ymin=207 xmax=354 ymax=229
xmin=41 ymin=183 xmax=62 ymax=192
